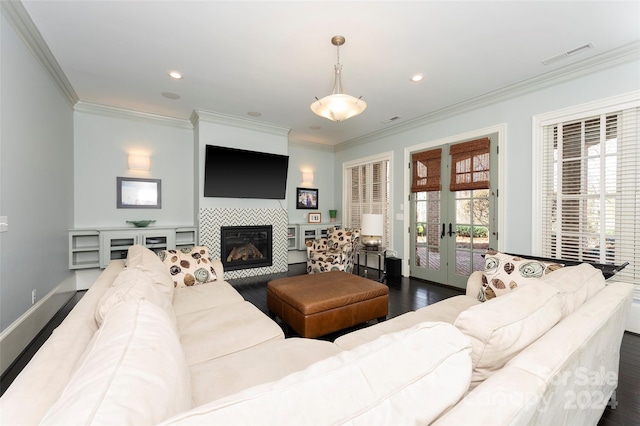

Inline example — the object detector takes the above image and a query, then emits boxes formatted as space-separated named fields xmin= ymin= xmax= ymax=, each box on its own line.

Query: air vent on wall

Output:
xmin=381 ymin=116 xmax=401 ymax=124
xmin=542 ymin=43 xmax=595 ymax=66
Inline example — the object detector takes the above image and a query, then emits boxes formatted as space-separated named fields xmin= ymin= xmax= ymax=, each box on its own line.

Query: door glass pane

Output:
xmin=415 ymin=191 xmax=441 ymax=270
xmin=455 ymin=189 xmax=490 ymax=275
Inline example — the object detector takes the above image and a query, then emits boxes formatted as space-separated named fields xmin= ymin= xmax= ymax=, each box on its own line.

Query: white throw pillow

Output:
xmin=540 ymin=263 xmax=605 ymax=318
xmin=41 ymin=300 xmax=192 ymax=425
xmin=455 ymin=281 xmax=562 ymax=386
xmin=95 ymin=266 xmax=175 ymax=326
xmin=126 ymin=244 xmax=175 ymax=296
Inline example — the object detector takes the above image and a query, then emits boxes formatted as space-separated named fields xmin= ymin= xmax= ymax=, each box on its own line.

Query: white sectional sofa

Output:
xmin=0 ymin=245 xmax=634 ymax=425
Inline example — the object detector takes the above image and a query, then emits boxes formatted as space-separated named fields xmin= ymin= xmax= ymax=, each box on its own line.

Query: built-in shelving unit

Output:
xmin=68 ymin=230 xmax=100 ymax=269
xmin=295 ymin=223 xmax=341 ymax=250
xmin=287 ymin=225 xmax=298 ymax=251
xmin=68 ymin=226 xmax=197 ymax=269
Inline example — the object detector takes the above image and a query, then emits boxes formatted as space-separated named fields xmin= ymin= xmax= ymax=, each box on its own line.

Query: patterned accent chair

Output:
xmin=306 ymin=226 xmax=361 ymax=274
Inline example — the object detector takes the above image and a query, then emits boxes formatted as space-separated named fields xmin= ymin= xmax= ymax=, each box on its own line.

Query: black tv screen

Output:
xmin=204 ymin=145 xmax=289 ymax=199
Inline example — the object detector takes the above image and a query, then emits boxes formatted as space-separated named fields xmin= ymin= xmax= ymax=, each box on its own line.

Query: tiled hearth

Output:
xmin=199 ymin=208 xmax=288 ymax=279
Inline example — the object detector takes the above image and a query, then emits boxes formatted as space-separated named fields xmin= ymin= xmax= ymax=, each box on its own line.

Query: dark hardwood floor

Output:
xmin=2 ymin=263 xmax=638 ymax=425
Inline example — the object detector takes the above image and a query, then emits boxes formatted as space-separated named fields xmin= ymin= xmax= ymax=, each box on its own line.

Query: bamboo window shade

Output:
xmin=411 ymin=148 xmax=442 ymax=192
xmin=449 ymin=138 xmax=490 ymax=191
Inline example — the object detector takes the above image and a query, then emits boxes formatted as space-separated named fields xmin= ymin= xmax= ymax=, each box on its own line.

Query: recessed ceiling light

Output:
xmin=410 ymin=73 xmax=425 ymax=82
xmin=161 ymin=92 xmax=181 ymax=100
xmin=247 ymin=111 xmax=262 ymax=117
xmin=168 ymin=71 xmax=183 ymax=79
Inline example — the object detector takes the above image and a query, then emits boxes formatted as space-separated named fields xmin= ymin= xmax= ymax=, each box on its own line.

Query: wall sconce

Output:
xmin=301 ymin=170 xmax=314 ymax=187
xmin=128 ymin=154 xmax=150 ymax=171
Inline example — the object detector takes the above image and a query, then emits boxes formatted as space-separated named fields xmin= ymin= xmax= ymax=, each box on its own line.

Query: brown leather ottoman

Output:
xmin=267 ymin=271 xmax=389 ymax=338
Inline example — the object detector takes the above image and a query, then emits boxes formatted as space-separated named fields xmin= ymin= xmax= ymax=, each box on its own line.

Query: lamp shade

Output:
xmin=310 ymin=94 xmax=367 ymax=122
xmin=361 ymin=214 xmax=383 ymax=236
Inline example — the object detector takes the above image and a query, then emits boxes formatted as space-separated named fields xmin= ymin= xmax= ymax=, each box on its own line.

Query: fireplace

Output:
xmin=221 ymin=225 xmax=273 ymax=271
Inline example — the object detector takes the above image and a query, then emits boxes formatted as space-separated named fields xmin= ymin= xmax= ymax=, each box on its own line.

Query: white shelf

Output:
xmin=69 ymin=226 xmax=197 ymax=269
xmin=295 ymin=223 xmax=341 ymax=250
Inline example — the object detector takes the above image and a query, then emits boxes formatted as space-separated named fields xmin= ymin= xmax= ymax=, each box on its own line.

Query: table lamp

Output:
xmin=361 ymin=214 xmax=383 ymax=248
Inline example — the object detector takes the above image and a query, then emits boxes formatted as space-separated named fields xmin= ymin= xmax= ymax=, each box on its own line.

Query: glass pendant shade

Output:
xmin=311 ymin=93 xmax=367 ymax=122
xmin=311 ymin=37 xmax=367 ymax=122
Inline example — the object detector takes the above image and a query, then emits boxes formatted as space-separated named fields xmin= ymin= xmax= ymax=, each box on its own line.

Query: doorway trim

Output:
xmin=403 ymin=123 xmax=507 ymax=277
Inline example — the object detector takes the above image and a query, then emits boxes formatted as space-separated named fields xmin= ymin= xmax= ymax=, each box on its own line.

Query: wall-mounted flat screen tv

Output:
xmin=204 ymin=145 xmax=289 ymax=199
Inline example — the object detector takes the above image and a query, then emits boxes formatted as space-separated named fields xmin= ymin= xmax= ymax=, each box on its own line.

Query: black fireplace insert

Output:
xmin=220 ymin=225 xmax=273 ymax=271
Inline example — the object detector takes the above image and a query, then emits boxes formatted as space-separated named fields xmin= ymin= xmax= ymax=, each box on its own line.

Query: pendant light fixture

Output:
xmin=310 ymin=35 xmax=367 ymax=122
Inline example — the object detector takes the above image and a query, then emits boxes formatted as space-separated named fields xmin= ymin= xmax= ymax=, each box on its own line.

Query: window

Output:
xmin=343 ymin=153 xmax=392 ymax=247
xmin=411 ymin=148 xmax=441 ymax=192
xmin=535 ymin=94 xmax=639 ymax=285
xmin=449 ymin=138 xmax=491 ymax=191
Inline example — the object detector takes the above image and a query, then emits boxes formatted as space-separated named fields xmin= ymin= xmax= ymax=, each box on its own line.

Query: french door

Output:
xmin=410 ymin=135 xmax=498 ymax=288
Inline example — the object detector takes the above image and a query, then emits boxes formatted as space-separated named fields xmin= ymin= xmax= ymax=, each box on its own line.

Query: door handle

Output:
xmin=440 ymin=223 xmax=445 ymax=239
xmin=448 ymin=223 xmax=457 ymax=237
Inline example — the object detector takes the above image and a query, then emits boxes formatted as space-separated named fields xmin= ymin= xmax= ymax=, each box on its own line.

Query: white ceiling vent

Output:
xmin=381 ymin=116 xmax=401 ymax=124
xmin=542 ymin=43 xmax=595 ymax=66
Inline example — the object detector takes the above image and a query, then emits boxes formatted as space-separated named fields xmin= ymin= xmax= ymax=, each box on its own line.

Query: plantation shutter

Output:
xmin=344 ymin=156 xmax=391 ymax=247
xmin=541 ymin=106 xmax=640 ymax=285
xmin=411 ymin=148 xmax=442 ymax=192
xmin=449 ymin=138 xmax=490 ymax=191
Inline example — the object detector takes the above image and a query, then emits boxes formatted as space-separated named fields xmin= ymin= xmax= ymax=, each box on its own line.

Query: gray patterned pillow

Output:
xmin=158 ymin=246 xmax=217 ymax=288
xmin=478 ymin=250 xmax=563 ymax=301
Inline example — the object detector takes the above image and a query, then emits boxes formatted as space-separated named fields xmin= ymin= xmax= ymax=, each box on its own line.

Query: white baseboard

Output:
xmin=0 ymin=274 xmax=77 ymax=376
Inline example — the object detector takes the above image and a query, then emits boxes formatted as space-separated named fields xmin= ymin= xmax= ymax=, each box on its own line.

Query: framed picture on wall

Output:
xmin=308 ymin=212 xmax=322 ymax=223
xmin=117 ymin=177 xmax=162 ymax=209
xmin=296 ymin=187 xmax=318 ymax=209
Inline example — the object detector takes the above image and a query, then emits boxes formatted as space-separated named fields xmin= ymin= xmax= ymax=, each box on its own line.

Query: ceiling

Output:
xmin=19 ymin=1 xmax=640 ymax=146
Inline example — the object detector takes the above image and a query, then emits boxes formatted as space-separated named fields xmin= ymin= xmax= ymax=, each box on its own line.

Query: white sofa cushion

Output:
xmin=162 ymin=322 xmax=472 ymax=425
xmin=173 ymin=280 xmax=244 ymax=316
xmin=177 ymin=301 xmax=284 ymax=365
xmin=190 ymin=338 xmax=343 ymax=406
xmin=540 ymin=263 xmax=605 ymax=318
xmin=126 ymin=244 xmax=175 ymax=295
xmin=454 ymin=281 xmax=562 ymax=386
xmin=334 ymin=295 xmax=480 ymax=351
xmin=41 ymin=300 xmax=192 ymax=425
xmin=95 ymin=265 xmax=175 ymax=326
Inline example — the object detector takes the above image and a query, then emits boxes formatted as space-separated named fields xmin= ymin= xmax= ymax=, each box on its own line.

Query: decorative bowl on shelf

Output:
xmin=126 ymin=220 xmax=156 ymax=228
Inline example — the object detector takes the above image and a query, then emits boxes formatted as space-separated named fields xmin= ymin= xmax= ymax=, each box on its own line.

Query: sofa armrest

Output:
xmin=466 ymin=270 xmax=483 ymax=297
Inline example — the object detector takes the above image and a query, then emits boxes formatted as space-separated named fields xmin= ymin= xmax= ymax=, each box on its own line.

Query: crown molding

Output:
xmin=336 ymin=41 xmax=640 ymax=152
xmin=75 ymin=102 xmax=192 ymax=129
xmin=288 ymin=139 xmax=335 ymax=152
xmin=192 ymin=109 xmax=290 ymax=137
xmin=2 ymin=0 xmax=78 ymax=107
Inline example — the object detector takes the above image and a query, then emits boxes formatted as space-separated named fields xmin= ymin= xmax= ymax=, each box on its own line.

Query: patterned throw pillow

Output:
xmin=478 ymin=250 xmax=563 ymax=301
xmin=158 ymin=246 xmax=217 ymax=288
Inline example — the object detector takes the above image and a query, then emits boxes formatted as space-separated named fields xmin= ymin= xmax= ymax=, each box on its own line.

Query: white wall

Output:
xmin=0 ymin=13 xmax=74 ymax=331
xmin=194 ymin=112 xmax=290 ymax=211
xmin=73 ymin=106 xmax=194 ymax=228
xmin=334 ymin=58 xmax=640 ymax=260
xmin=287 ymin=141 xmax=337 ymax=224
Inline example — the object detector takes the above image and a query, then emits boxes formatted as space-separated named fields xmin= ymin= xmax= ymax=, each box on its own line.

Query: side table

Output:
xmin=356 ymin=245 xmax=387 ymax=282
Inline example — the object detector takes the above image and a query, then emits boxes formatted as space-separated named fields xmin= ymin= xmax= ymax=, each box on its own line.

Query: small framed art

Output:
xmin=308 ymin=212 xmax=322 ymax=223
xmin=296 ymin=187 xmax=318 ymax=209
xmin=117 ymin=177 xmax=162 ymax=209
